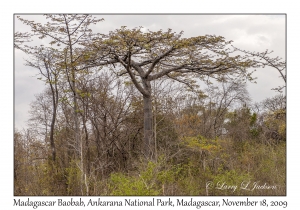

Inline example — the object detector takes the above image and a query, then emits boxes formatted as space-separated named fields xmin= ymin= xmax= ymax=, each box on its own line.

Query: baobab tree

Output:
xmin=84 ymin=27 xmax=256 ymax=159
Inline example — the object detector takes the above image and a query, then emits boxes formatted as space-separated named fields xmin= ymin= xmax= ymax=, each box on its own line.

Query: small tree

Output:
xmin=16 ymin=14 xmax=103 ymax=196
xmin=25 ymin=47 xmax=61 ymax=161
xmin=16 ymin=14 xmax=103 ymax=157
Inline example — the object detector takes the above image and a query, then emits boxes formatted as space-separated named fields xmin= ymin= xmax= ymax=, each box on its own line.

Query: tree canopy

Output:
xmin=85 ymin=27 xmax=256 ymax=93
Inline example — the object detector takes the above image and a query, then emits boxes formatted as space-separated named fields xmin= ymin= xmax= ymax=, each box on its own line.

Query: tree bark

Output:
xmin=143 ymin=94 xmax=154 ymax=159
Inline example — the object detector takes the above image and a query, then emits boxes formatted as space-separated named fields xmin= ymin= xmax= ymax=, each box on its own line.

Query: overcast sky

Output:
xmin=14 ymin=14 xmax=286 ymax=130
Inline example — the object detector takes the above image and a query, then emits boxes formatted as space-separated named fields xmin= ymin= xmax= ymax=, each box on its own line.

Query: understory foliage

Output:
xmin=14 ymin=15 xmax=286 ymax=196
xmin=15 ymin=132 xmax=286 ymax=195
xmin=14 ymin=88 xmax=286 ymax=195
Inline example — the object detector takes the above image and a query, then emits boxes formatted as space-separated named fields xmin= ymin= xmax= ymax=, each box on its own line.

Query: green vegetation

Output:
xmin=14 ymin=133 xmax=286 ymax=195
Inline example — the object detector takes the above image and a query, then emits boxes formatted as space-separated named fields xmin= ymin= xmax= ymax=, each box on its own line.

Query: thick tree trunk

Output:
xmin=143 ymin=95 xmax=154 ymax=159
